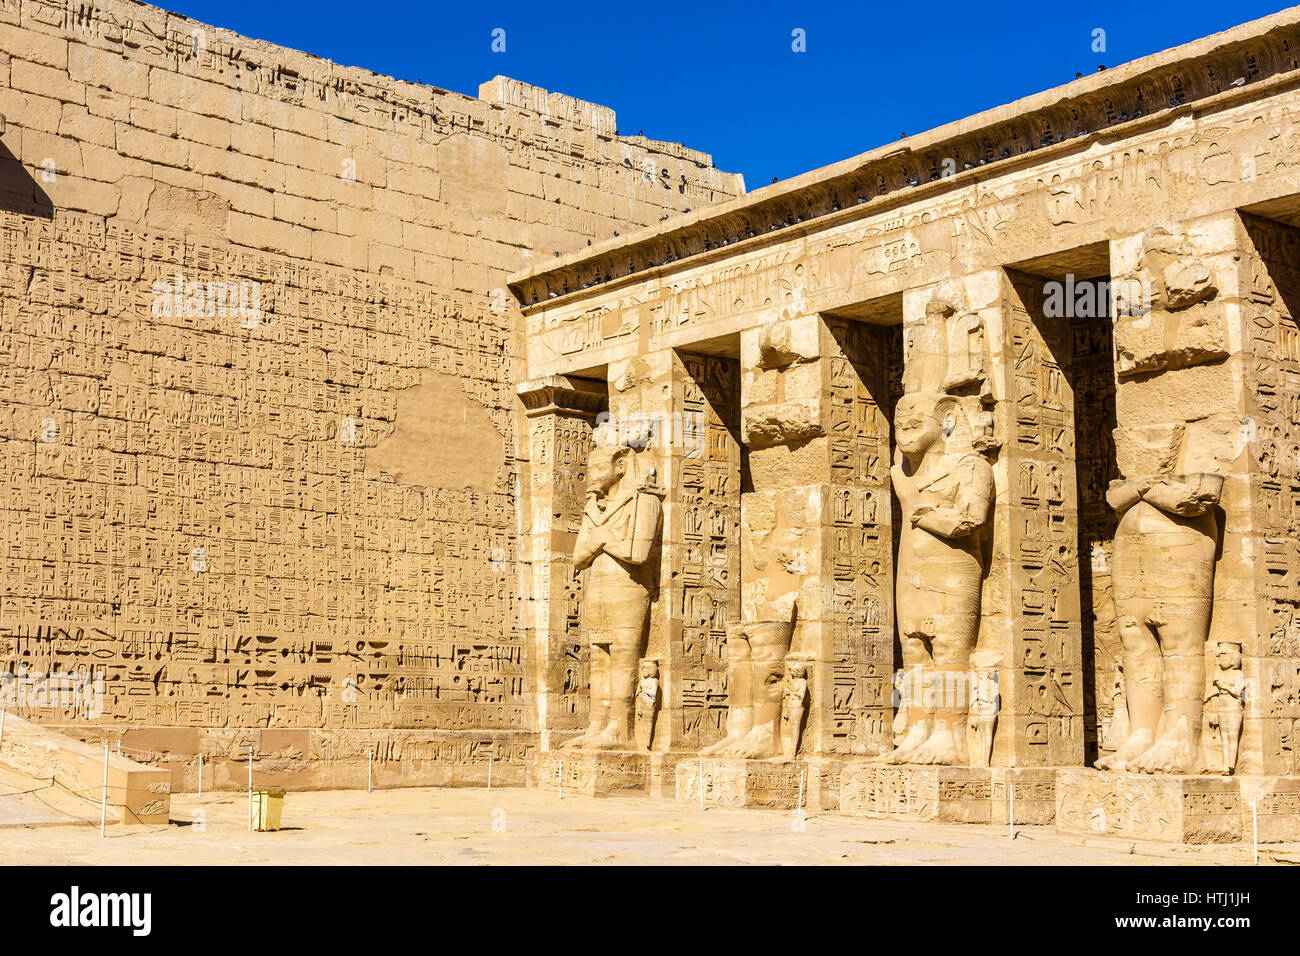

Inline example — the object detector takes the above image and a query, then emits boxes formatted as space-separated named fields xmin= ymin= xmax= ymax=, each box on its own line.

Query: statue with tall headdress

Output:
xmin=563 ymin=431 xmax=663 ymax=750
xmin=881 ymin=288 xmax=997 ymax=765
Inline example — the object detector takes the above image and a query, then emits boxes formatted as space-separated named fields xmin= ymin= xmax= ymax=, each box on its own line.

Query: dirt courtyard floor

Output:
xmin=2 ymin=786 xmax=1297 ymax=865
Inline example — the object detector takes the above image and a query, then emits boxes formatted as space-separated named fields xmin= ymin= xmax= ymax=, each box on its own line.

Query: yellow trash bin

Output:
xmin=251 ymin=789 xmax=285 ymax=832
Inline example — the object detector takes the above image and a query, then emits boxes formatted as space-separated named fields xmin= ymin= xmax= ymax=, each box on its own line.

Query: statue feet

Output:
xmin=905 ymin=722 xmax=962 ymax=765
xmin=561 ymin=727 xmax=600 ymax=750
xmin=1094 ymin=728 xmax=1152 ymax=771
xmin=876 ymin=718 xmax=932 ymax=764
xmin=1129 ymin=726 xmax=1197 ymax=774
xmin=718 ymin=725 xmax=777 ymax=759
xmin=701 ymin=731 xmax=742 ymax=756
xmin=702 ymin=717 xmax=754 ymax=756
xmin=589 ymin=719 xmax=633 ymax=751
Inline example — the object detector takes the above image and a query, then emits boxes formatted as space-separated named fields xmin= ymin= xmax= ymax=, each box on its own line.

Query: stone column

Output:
xmin=660 ymin=351 xmax=742 ymax=751
xmin=719 ymin=313 xmax=894 ymax=758
xmin=1108 ymin=210 xmax=1300 ymax=776
xmin=597 ymin=350 xmax=744 ymax=752
xmin=516 ymin=375 xmax=605 ymax=745
xmin=1236 ymin=212 xmax=1300 ymax=777
xmin=902 ymin=271 xmax=1085 ymax=768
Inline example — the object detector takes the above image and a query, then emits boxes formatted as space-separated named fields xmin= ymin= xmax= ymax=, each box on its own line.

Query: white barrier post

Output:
xmin=368 ymin=750 xmax=373 ymax=793
xmin=197 ymin=752 xmax=203 ymax=797
xmin=247 ymin=744 xmax=253 ymax=831
xmin=1253 ymin=799 xmax=1259 ymax=865
xmin=1009 ymin=783 xmax=1015 ymax=841
xmin=796 ymin=769 xmax=806 ymax=827
xmin=488 ymin=754 xmax=493 ymax=791
xmin=698 ymin=759 xmax=704 ymax=811
xmin=0 ymin=708 xmax=6 ymax=748
xmin=99 ymin=741 xmax=109 ymax=838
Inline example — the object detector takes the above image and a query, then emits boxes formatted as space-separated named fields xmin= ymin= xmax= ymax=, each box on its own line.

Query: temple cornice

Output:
xmin=509 ymin=8 xmax=1300 ymax=312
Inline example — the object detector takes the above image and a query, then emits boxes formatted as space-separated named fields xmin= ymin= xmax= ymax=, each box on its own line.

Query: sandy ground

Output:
xmin=0 ymin=786 xmax=1295 ymax=865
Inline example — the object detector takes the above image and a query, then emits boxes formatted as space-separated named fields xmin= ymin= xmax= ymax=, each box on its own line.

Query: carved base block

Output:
xmin=1056 ymin=769 xmax=1300 ymax=843
xmin=676 ymin=757 xmax=849 ymax=810
xmin=838 ymin=763 xmax=1057 ymax=825
xmin=526 ymin=750 xmax=679 ymax=798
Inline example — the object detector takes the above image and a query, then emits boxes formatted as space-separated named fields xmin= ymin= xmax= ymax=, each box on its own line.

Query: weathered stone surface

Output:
xmin=1057 ymin=769 xmax=1300 ymax=843
xmin=511 ymin=11 xmax=1300 ymax=841
xmin=0 ymin=713 xmax=170 ymax=824
xmin=674 ymin=756 xmax=848 ymax=810
xmin=4 ymin=0 xmax=1300 ymax=858
xmin=0 ymin=0 xmax=740 ymax=789
xmin=1057 ymin=769 xmax=1245 ymax=843
xmin=839 ymin=763 xmax=1056 ymax=825
xmin=528 ymin=749 xmax=679 ymax=798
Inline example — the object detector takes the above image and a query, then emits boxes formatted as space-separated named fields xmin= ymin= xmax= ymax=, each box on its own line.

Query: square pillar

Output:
xmin=661 ymin=352 xmax=742 ymax=750
xmin=603 ymin=350 xmax=744 ymax=752
xmin=730 ymin=313 xmax=895 ymax=758
xmin=1236 ymin=212 xmax=1300 ymax=776
xmin=1110 ymin=211 xmax=1300 ymax=775
xmin=516 ymin=376 xmax=605 ymax=741
xmin=903 ymin=271 xmax=1085 ymax=768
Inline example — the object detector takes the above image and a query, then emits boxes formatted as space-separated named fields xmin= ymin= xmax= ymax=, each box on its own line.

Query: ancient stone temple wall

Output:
xmin=513 ymin=9 xmax=1300 ymax=836
xmin=0 ymin=0 xmax=742 ymax=787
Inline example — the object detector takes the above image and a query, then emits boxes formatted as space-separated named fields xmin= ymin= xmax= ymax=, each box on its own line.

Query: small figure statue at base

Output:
xmin=778 ymin=660 xmax=809 ymax=762
xmin=1206 ymin=641 xmax=1245 ymax=776
xmin=634 ymin=659 xmax=660 ymax=752
xmin=965 ymin=669 xmax=999 ymax=768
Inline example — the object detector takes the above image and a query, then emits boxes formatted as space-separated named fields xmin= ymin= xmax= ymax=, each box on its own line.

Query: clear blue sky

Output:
xmin=167 ymin=0 xmax=1292 ymax=185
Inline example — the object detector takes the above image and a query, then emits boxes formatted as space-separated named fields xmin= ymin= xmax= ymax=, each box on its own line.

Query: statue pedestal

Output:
xmin=675 ymin=757 xmax=848 ymax=810
xmin=1055 ymin=769 xmax=1300 ymax=844
xmin=838 ymin=763 xmax=1057 ymax=824
xmin=527 ymin=750 xmax=680 ymax=798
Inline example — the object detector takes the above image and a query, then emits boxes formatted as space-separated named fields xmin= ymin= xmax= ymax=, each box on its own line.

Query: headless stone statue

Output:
xmin=966 ymin=668 xmax=999 ymax=768
xmin=778 ymin=659 xmax=809 ymax=761
xmin=701 ymin=489 xmax=803 ymax=759
xmin=634 ymin=659 xmax=660 ymax=752
xmin=563 ymin=443 xmax=663 ymax=751
xmin=1206 ymin=642 xmax=1245 ymax=776
xmin=1095 ymin=472 xmax=1222 ymax=774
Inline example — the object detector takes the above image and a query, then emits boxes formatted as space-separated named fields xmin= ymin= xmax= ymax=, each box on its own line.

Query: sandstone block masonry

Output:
xmin=0 ymin=0 xmax=743 ymax=789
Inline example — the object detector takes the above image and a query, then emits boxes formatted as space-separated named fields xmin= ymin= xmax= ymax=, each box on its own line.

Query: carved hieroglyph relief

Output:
xmin=0 ymin=0 xmax=741 ymax=784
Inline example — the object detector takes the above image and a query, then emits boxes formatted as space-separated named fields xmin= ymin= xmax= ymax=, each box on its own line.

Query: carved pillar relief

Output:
xmin=1102 ymin=212 xmax=1256 ymax=774
xmin=661 ymin=351 xmax=742 ymax=751
xmin=1235 ymin=212 xmax=1300 ymax=775
xmin=516 ymin=376 xmax=605 ymax=738
xmin=706 ymin=313 xmax=894 ymax=759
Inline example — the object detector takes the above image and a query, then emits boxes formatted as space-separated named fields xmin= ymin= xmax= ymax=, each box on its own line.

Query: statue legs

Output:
xmin=1096 ymin=609 xmax=1160 ymax=770
xmin=701 ymin=621 xmax=793 ymax=758
xmin=1128 ymin=601 xmax=1211 ymax=773
xmin=1099 ymin=519 xmax=1215 ymax=774
xmin=564 ymin=642 xmax=611 ymax=749
xmin=881 ymin=627 xmax=934 ymax=763
xmin=589 ymin=635 xmax=641 ymax=749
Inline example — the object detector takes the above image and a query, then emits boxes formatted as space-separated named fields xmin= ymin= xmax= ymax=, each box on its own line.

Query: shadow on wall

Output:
xmin=0 ymin=133 xmax=53 ymax=219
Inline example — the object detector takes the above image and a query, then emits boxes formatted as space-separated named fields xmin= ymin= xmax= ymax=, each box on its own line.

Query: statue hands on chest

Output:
xmin=881 ymin=392 xmax=995 ymax=766
xmin=563 ymin=441 xmax=663 ymax=751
